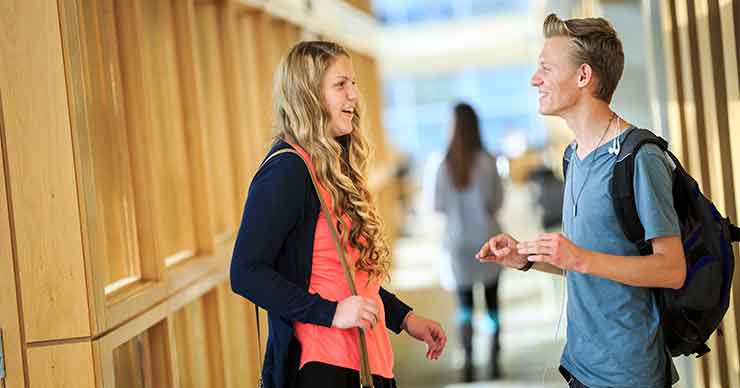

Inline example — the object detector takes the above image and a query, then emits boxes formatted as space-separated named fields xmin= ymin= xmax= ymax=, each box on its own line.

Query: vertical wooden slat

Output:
xmin=174 ymin=305 xmax=195 ymax=388
xmin=115 ymin=0 xmax=166 ymax=282
xmin=0 ymin=91 xmax=26 ymax=388
xmin=58 ymin=0 xmax=114 ymax=335
xmin=77 ymin=0 xmax=144 ymax=291
xmin=217 ymin=282 xmax=260 ymax=388
xmin=720 ymin=0 xmax=740 ymax=384
xmin=203 ymin=290 xmax=226 ymax=388
xmin=257 ymin=12 xmax=280 ymax=143
xmin=698 ymin=1 xmax=740 ymax=386
xmin=165 ymin=316 xmax=182 ymax=388
xmin=0 ymin=0 xmax=91 ymax=341
xmin=218 ymin=2 xmax=253 ymax=220
xmin=236 ymin=10 xmax=268 ymax=176
xmin=660 ymin=0 xmax=689 ymax=164
xmin=149 ymin=320 xmax=176 ymax=388
xmin=676 ymin=0 xmax=712 ymax=194
xmin=172 ymin=0 xmax=217 ymax=256
xmin=240 ymin=10 xmax=273 ymax=162
xmin=138 ymin=0 xmax=198 ymax=266
xmin=194 ymin=2 xmax=239 ymax=243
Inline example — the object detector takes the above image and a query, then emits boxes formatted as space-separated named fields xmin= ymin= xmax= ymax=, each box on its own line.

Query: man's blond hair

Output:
xmin=543 ymin=13 xmax=624 ymax=103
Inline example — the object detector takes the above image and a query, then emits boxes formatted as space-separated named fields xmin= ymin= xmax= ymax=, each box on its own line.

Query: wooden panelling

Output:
xmin=660 ymin=0 xmax=689 ymax=164
xmin=676 ymin=0 xmax=711 ymax=193
xmin=720 ymin=0 xmax=740 ymax=384
xmin=138 ymin=0 xmax=199 ymax=267
xmin=27 ymin=342 xmax=96 ymax=388
xmin=218 ymin=2 xmax=252 ymax=219
xmin=115 ymin=0 xmax=167 ymax=283
xmin=236 ymin=10 xmax=269 ymax=178
xmin=0 ymin=0 xmax=91 ymax=342
xmin=194 ymin=2 xmax=239 ymax=243
xmin=148 ymin=320 xmax=176 ymax=388
xmin=217 ymin=282 xmax=260 ymax=388
xmin=113 ymin=333 xmax=151 ymax=388
xmin=172 ymin=0 xmax=218 ymax=256
xmin=0 ymin=90 xmax=26 ymax=388
xmin=696 ymin=2 xmax=736 ymax=386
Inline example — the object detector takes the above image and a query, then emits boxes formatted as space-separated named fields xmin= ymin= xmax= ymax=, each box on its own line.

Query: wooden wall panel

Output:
xmin=78 ymin=0 xmax=143 ymax=291
xmin=236 ymin=11 xmax=269 ymax=178
xmin=27 ymin=342 xmax=96 ymax=388
xmin=696 ymin=2 xmax=736 ymax=386
xmin=676 ymin=0 xmax=711 ymax=194
xmin=173 ymin=298 xmax=220 ymax=388
xmin=219 ymin=2 xmax=254 ymax=217
xmin=0 ymin=89 xmax=26 ymax=388
xmin=113 ymin=333 xmax=151 ymax=388
xmin=138 ymin=0 xmax=198 ymax=267
xmin=0 ymin=0 xmax=91 ymax=342
xmin=172 ymin=0 xmax=218 ymax=256
xmin=195 ymin=3 xmax=239 ymax=243
xmin=720 ymin=0 xmax=740 ymax=384
xmin=217 ymin=282 xmax=260 ymax=388
xmin=661 ymin=1 xmax=740 ymax=386
xmin=660 ymin=0 xmax=689 ymax=164
xmin=115 ymin=0 xmax=168 ymax=283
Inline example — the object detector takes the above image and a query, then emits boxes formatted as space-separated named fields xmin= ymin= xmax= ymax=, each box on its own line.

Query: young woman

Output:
xmin=434 ymin=103 xmax=504 ymax=381
xmin=230 ymin=41 xmax=447 ymax=388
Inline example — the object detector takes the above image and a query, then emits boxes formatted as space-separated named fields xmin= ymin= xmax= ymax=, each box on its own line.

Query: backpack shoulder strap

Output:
xmin=562 ymin=142 xmax=576 ymax=183
xmin=611 ymin=128 xmax=669 ymax=255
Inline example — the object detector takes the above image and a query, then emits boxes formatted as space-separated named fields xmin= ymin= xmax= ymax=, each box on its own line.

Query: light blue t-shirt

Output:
xmin=560 ymin=128 xmax=680 ymax=388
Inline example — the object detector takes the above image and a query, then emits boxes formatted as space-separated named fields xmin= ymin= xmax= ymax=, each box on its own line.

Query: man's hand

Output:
xmin=401 ymin=312 xmax=447 ymax=360
xmin=476 ymin=233 xmax=529 ymax=269
xmin=517 ymin=233 xmax=585 ymax=272
xmin=332 ymin=296 xmax=379 ymax=330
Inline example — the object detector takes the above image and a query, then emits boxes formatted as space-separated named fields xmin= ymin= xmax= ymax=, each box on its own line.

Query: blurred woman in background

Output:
xmin=435 ymin=102 xmax=504 ymax=382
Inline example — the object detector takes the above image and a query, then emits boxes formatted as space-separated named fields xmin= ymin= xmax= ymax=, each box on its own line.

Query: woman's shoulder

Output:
xmin=254 ymin=140 xmax=311 ymax=187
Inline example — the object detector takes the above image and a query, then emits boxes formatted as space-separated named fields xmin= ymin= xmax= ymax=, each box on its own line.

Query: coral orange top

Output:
xmin=290 ymin=142 xmax=394 ymax=378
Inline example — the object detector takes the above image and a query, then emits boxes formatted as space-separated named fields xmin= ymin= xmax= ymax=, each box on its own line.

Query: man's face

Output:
xmin=530 ymin=37 xmax=581 ymax=116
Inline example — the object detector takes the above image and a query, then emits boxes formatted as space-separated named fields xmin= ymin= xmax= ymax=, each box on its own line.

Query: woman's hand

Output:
xmin=401 ymin=312 xmax=447 ymax=360
xmin=332 ymin=295 xmax=379 ymax=330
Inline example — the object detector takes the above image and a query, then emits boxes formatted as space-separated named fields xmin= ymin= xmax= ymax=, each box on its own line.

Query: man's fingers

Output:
xmin=492 ymin=246 xmax=511 ymax=256
xmin=517 ymin=240 xmax=554 ymax=255
xmin=528 ymin=255 xmax=547 ymax=262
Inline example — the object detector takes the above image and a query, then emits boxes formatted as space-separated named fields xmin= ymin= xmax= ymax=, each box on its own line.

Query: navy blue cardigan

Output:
xmin=230 ymin=140 xmax=413 ymax=388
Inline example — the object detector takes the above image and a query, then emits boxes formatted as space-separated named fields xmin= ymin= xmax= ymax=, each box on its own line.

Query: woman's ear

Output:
xmin=577 ymin=63 xmax=593 ymax=88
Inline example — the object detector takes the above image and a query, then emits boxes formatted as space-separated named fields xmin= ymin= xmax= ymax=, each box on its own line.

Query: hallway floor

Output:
xmin=388 ymin=183 xmax=567 ymax=388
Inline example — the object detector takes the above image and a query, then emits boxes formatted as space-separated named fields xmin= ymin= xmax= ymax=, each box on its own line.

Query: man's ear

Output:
xmin=577 ymin=63 xmax=593 ymax=88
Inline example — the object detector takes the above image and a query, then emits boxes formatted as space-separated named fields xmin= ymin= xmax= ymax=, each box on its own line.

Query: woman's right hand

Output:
xmin=476 ymin=233 xmax=529 ymax=269
xmin=332 ymin=295 xmax=379 ymax=330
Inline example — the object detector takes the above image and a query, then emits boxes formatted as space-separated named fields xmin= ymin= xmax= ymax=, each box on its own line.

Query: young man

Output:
xmin=476 ymin=14 xmax=686 ymax=388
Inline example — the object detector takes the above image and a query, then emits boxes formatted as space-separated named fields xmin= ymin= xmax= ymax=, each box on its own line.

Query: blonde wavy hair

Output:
xmin=272 ymin=41 xmax=391 ymax=281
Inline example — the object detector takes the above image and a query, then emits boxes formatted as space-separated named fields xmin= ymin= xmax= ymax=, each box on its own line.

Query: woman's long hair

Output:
xmin=272 ymin=41 xmax=390 ymax=281
xmin=444 ymin=103 xmax=484 ymax=189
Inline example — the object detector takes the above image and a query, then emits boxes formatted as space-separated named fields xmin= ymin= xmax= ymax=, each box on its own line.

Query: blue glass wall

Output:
xmin=382 ymin=65 xmax=547 ymax=167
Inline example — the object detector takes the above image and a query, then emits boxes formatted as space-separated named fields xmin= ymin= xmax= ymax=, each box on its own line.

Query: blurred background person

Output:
xmin=434 ymin=102 xmax=504 ymax=382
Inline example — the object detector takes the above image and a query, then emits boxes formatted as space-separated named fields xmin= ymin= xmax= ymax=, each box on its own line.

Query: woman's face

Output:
xmin=322 ymin=55 xmax=359 ymax=138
